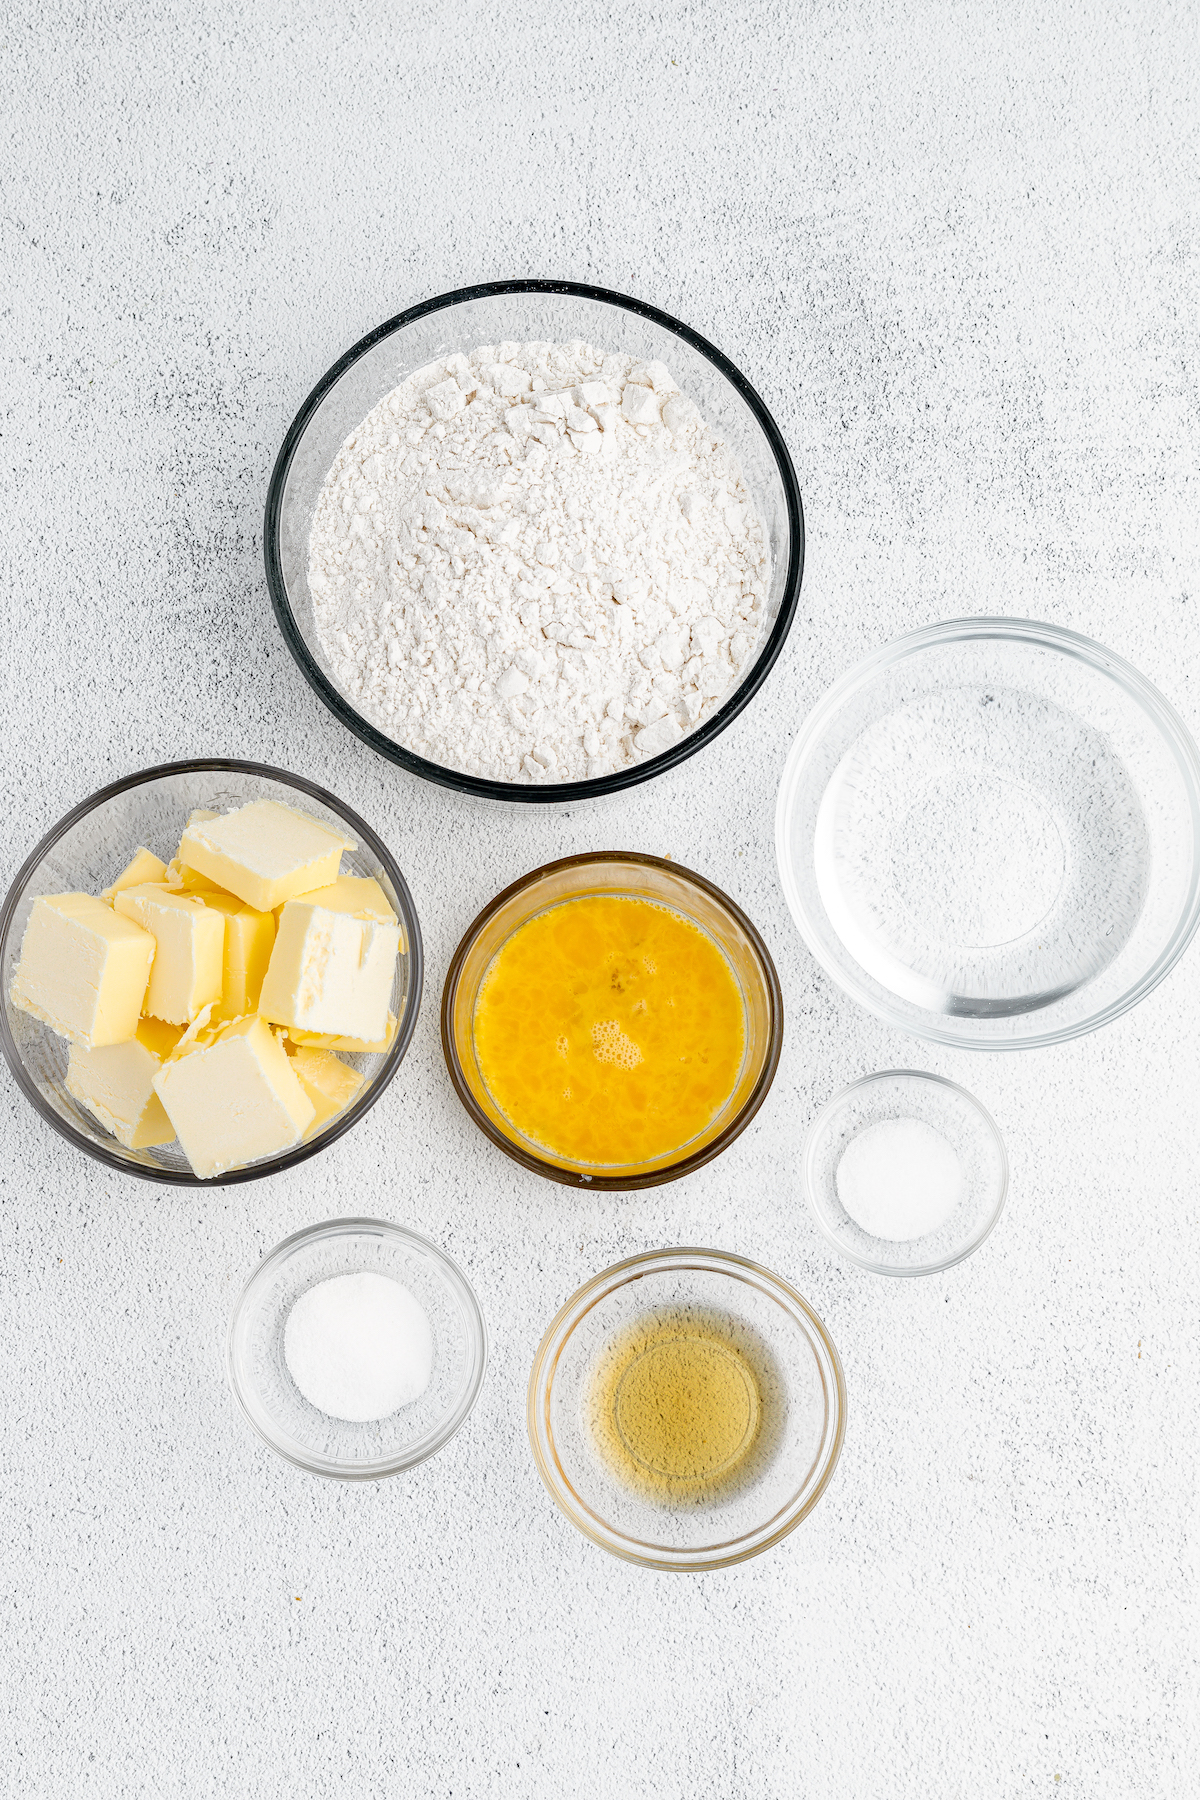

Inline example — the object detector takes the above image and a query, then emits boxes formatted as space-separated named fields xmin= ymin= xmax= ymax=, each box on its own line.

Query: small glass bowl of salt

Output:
xmin=227 ymin=1218 xmax=487 ymax=1478
xmin=802 ymin=1071 xmax=1007 ymax=1276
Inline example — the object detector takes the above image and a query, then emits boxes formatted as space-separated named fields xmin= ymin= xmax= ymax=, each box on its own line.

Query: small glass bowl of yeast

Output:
xmin=527 ymin=1247 xmax=846 ymax=1570
xmin=441 ymin=852 xmax=783 ymax=1189
xmin=0 ymin=759 xmax=422 ymax=1184
xmin=227 ymin=1218 xmax=487 ymax=1479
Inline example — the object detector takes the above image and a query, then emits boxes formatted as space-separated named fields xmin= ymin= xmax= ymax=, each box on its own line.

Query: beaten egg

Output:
xmin=473 ymin=894 xmax=745 ymax=1166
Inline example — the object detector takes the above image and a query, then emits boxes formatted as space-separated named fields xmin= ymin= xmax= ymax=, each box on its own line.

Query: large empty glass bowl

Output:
xmin=776 ymin=619 xmax=1200 ymax=1048
xmin=0 ymin=759 xmax=423 ymax=1182
xmin=265 ymin=280 xmax=804 ymax=802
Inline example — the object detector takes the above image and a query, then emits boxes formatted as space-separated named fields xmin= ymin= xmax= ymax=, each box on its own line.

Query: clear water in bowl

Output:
xmin=776 ymin=620 xmax=1200 ymax=1048
xmin=814 ymin=682 xmax=1151 ymax=1016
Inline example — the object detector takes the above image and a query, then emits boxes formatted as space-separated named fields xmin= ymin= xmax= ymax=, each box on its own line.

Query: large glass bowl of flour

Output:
xmin=776 ymin=619 xmax=1200 ymax=1049
xmin=265 ymin=281 xmax=804 ymax=802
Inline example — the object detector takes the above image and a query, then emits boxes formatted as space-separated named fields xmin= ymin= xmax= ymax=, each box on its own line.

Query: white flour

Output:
xmin=308 ymin=341 xmax=769 ymax=782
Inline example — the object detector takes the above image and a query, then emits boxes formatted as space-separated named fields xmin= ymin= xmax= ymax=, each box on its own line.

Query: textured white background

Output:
xmin=3 ymin=4 xmax=1199 ymax=1795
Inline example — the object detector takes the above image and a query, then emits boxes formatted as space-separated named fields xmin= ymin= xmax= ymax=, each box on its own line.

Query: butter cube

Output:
xmin=101 ymin=847 xmax=168 ymax=903
xmin=286 ymin=1012 xmax=398 ymax=1055
xmin=133 ymin=1016 xmax=185 ymax=1058
xmin=195 ymin=891 xmax=276 ymax=1020
xmin=178 ymin=801 xmax=353 ymax=913
xmin=258 ymin=903 xmax=398 ymax=1042
xmin=284 ymin=874 xmax=398 ymax=925
xmin=66 ymin=1017 xmax=183 ymax=1149
xmin=285 ymin=1045 xmax=365 ymax=1139
xmin=11 ymin=894 xmax=155 ymax=1047
xmin=163 ymin=811 xmax=227 ymax=894
xmin=164 ymin=859 xmax=225 ymax=894
xmin=113 ymin=884 xmax=225 ymax=1025
xmin=153 ymin=1015 xmax=315 ymax=1179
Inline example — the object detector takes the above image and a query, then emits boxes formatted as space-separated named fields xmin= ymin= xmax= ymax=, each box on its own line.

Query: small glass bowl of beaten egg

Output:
xmin=441 ymin=852 xmax=783 ymax=1188
xmin=528 ymin=1248 xmax=846 ymax=1570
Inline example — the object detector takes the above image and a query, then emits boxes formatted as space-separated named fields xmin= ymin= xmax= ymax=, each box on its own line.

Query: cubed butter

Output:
xmin=164 ymin=859 xmax=225 ymax=894
xmin=101 ymin=847 xmax=168 ymax=903
xmin=164 ymin=811 xmax=228 ymax=894
xmin=10 ymin=894 xmax=155 ymax=1047
xmin=168 ymin=1003 xmax=220 ymax=1058
xmin=285 ymin=1045 xmax=365 ymax=1139
xmin=113 ymin=884 xmax=225 ymax=1025
xmin=283 ymin=874 xmax=397 ymax=925
xmin=195 ymin=892 xmax=276 ymax=1020
xmin=65 ymin=1017 xmax=184 ymax=1149
xmin=285 ymin=1012 xmax=399 ymax=1055
xmin=179 ymin=800 xmax=354 ymax=912
xmin=258 ymin=904 xmax=398 ymax=1042
xmin=152 ymin=1015 xmax=315 ymax=1179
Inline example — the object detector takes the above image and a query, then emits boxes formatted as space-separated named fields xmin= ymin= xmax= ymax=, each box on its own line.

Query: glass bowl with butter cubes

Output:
xmin=0 ymin=760 xmax=422 ymax=1184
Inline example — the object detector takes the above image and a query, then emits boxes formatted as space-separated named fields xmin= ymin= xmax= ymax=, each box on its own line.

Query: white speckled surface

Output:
xmin=3 ymin=4 xmax=1199 ymax=1795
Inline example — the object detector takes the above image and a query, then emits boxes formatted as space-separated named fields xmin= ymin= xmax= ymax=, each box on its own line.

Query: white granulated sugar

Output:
xmin=308 ymin=341 xmax=769 ymax=782
xmin=284 ymin=1271 xmax=433 ymax=1423
xmin=836 ymin=1118 xmax=966 ymax=1242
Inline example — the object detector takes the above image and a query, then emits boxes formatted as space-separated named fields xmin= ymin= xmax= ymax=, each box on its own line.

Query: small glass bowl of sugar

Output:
xmin=227 ymin=1218 xmax=487 ymax=1477
xmin=802 ymin=1071 xmax=1008 ymax=1276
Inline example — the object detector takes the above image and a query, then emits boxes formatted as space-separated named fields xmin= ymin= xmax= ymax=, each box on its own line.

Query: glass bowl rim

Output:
xmin=440 ymin=850 xmax=784 ymax=1190
xmin=0 ymin=756 xmax=424 ymax=1186
xmin=775 ymin=614 xmax=1200 ymax=1050
xmin=526 ymin=1244 xmax=848 ymax=1571
xmin=801 ymin=1069 xmax=1009 ymax=1277
xmin=263 ymin=277 xmax=806 ymax=803
xmin=225 ymin=1214 xmax=489 ymax=1480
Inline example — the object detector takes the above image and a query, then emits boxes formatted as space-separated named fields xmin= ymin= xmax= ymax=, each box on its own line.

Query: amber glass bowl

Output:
xmin=441 ymin=853 xmax=783 ymax=1189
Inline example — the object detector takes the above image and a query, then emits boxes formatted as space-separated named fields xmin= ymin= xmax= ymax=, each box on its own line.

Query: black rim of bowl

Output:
xmin=0 ymin=757 xmax=424 ymax=1186
xmin=264 ymin=278 xmax=806 ymax=802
